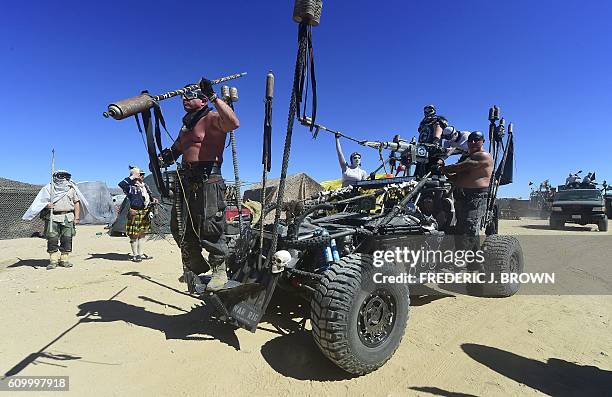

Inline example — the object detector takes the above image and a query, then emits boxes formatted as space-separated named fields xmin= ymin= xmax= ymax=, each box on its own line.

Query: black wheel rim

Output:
xmin=357 ymin=289 xmax=396 ymax=348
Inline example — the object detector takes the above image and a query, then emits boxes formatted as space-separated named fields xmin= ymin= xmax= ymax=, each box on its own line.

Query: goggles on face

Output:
xmin=182 ymin=89 xmax=202 ymax=100
xmin=55 ymin=173 xmax=71 ymax=180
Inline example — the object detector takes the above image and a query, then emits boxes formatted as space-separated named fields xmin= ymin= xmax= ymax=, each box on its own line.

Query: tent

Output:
xmin=77 ymin=181 xmax=116 ymax=224
xmin=243 ymin=172 xmax=324 ymax=205
xmin=242 ymin=173 xmax=323 ymax=223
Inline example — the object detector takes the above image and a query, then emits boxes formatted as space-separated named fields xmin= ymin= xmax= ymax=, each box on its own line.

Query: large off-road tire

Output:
xmin=549 ymin=218 xmax=564 ymax=230
xmin=310 ymin=253 xmax=410 ymax=375
xmin=468 ymin=235 xmax=524 ymax=298
xmin=598 ymin=217 xmax=608 ymax=232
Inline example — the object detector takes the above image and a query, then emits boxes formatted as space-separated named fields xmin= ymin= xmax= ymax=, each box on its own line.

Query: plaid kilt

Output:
xmin=126 ymin=208 xmax=151 ymax=238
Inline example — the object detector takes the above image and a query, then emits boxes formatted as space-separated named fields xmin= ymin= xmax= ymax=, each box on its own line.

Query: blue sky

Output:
xmin=1 ymin=0 xmax=611 ymax=198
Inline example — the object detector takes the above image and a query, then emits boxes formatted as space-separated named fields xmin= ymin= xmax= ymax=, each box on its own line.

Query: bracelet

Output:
xmin=208 ymin=93 xmax=218 ymax=102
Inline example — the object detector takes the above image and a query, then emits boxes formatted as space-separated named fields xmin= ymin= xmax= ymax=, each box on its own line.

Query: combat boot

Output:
xmin=59 ymin=252 xmax=73 ymax=268
xmin=47 ymin=251 xmax=60 ymax=270
xmin=206 ymin=262 xmax=228 ymax=292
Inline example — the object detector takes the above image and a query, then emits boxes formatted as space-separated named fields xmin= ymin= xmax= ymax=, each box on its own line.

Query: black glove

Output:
xmin=198 ymin=77 xmax=217 ymax=101
xmin=335 ymin=132 xmax=341 ymax=139
xmin=159 ymin=147 xmax=177 ymax=168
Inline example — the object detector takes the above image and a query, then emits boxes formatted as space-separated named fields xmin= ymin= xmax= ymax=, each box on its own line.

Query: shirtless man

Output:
xmin=159 ymin=78 xmax=240 ymax=291
xmin=439 ymin=131 xmax=493 ymax=260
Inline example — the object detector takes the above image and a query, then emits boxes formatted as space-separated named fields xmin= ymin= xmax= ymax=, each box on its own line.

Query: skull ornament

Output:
xmin=271 ymin=250 xmax=292 ymax=274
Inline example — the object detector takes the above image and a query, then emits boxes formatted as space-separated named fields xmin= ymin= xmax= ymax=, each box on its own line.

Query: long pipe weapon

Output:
xmin=45 ymin=149 xmax=55 ymax=236
xmin=103 ymin=72 xmax=247 ymax=120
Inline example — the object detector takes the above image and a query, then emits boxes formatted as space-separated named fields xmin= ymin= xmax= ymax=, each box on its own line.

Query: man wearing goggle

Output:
xmin=22 ymin=169 xmax=91 ymax=269
xmin=438 ymin=131 xmax=493 ymax=263
xmin=158 ymin=78 xmax=240 ymax=292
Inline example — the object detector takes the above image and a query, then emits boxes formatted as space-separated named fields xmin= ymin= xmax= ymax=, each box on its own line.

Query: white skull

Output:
xmin=271 ymin=250 xmax=291 ymax=274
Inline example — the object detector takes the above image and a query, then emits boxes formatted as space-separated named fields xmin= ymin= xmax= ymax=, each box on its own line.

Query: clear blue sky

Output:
xmin=1 ymin=0 xmax=611 ymax=198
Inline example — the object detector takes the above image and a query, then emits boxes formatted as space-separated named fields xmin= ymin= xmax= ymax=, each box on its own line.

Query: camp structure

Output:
xmin=76 ymin=181 xmax=116 ymax=224
xmin=242 ymin=172 xmax=323 ymax=222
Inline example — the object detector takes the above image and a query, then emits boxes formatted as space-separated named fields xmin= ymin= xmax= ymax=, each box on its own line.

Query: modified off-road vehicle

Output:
xmin=183 ymin=107 xmax=524 ymax=375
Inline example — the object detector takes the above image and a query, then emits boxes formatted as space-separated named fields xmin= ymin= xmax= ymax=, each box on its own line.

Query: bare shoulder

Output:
xmin=472 ymin=150 xmax=493 ymax=162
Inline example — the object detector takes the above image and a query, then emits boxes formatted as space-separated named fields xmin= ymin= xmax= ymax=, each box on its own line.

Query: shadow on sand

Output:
xmin=461 ymin=343 xmax=612 ymax=396
xmin=519 ymin=224 xmax=593 ymax=232
xmin=7 ymin=258 xmax=49 ymax=269
xmin=76 ymin=299 xmax=241 ymax=350
xmin=85 ymin=252 xmax=131 ymax=261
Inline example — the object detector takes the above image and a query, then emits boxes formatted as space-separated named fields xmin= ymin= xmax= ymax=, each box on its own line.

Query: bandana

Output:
xmin=182 ymin=105 xmax=211 ymax=131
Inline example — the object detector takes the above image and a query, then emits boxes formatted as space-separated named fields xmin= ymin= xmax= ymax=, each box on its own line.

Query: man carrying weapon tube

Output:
xmin=158 ymin=78 xmax=240 ymax=292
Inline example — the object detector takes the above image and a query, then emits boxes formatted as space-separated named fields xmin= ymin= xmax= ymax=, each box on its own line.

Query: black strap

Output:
xmin=263 ymin=97 xmax=273 ymax=171
xmin=141 ymin=105 xmax=169 ymax=198
xmin=294 ymin=23 xmax=317 ymax=131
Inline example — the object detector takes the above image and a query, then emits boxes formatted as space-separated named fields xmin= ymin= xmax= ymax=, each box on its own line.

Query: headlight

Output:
xmin=552 ymin=206 xmax=562 ymax=212
xmin=592 ymin=206 xmax=606 ymax=212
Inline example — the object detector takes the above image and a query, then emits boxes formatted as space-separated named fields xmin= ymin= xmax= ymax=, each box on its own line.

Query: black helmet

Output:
xmin=423 ymin=104 xmax=436 ymax=117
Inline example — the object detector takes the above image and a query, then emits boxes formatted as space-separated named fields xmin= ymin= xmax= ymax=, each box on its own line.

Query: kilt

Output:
xmin=126 ymin=208 xmax=151 ymax=238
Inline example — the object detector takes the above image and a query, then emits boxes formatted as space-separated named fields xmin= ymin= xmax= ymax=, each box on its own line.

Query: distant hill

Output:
xmin=0 ymin=177 xmax=43 ymax=190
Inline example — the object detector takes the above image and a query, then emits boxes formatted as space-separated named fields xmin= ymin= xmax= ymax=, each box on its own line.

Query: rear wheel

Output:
xmin=310 ymin=253 xmax=410 ymax=375
xmin=467 ymin=235 xmax=524 ymax=297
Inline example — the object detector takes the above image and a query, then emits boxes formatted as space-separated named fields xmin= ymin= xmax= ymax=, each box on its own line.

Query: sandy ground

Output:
xmin=1 ymin=218 xmax=611 ymax=396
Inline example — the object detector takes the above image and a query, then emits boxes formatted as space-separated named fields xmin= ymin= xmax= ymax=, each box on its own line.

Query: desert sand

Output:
xmin=1 ymin=218 xmax=611 ymax=396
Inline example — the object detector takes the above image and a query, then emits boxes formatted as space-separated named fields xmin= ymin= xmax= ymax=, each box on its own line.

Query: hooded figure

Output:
xmin=22 ymin=170 xmax=91 ymax=269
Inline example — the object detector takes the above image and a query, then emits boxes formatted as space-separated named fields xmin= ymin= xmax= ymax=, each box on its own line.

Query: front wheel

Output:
xmin=598 ymin=217 xmax=608 ymax=232
xmin=549 ymin=218 xmax=564 ymax=230
xmin=310 ymin=253 xmax=410 ymax=375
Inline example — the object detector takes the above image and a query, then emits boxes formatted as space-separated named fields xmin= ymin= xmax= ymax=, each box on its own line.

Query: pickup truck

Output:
xmin=549 ymin=189 xmax=608 ymax=231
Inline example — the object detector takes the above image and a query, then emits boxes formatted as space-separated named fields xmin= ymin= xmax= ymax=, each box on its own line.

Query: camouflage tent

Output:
xmin=243 ymin=172 xmax=324 ymax=205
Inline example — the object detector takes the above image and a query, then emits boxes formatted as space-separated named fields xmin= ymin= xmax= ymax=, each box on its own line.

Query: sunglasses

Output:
xmin=55 ymin=174 xmax=71 ymax=180
xmin=182 ymin=90 xmax=202 ymax=100
xmin=469 ymin=137 xmax=484 ymax=143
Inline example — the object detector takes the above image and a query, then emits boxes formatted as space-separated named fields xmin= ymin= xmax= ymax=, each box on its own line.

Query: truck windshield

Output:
xmin=555 ymin=190 xmax=602 ymax=201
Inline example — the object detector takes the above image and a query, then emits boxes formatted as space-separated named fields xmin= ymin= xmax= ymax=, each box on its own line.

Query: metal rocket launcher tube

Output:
xmin=103 ymin=72 xmax=247 ymax=120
